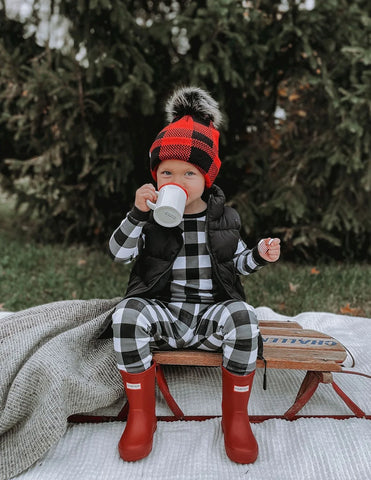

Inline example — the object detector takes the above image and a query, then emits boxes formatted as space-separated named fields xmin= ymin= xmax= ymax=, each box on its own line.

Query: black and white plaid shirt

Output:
xmin=110 ymin=208 xmax=263 ymax=306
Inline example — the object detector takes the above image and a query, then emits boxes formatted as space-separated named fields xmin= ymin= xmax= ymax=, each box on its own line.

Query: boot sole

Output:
xmin=225 ymin=443 xmax=258 ymax=464
xmin=120 ymin=442 xmax=153 ymax=462
xmin=119 ymin=424 xmax=157 ymax=462
xmin=222 ymin=420 xmax=258 ymax=464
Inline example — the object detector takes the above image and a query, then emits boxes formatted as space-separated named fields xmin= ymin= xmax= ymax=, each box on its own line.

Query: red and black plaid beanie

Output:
xmin=149 ymin=86 xmax=222 ymax=188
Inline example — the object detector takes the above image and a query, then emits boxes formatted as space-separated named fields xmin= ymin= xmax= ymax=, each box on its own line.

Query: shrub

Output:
xmin=0 ymin=1 xmax=369 ymax=259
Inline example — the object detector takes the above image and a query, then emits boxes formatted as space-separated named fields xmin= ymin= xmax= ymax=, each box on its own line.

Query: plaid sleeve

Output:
xmin=233 ymin=239 xmax=268 ymax=275
xmin=109 ymin=208 xmax=148 ymax=263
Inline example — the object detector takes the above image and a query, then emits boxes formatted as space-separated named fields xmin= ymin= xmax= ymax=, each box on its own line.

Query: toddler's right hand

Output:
xmin=135 ymin=184 xmax=158 ymax=212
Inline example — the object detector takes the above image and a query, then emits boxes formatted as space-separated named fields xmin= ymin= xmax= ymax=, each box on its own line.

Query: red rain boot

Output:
xmin=118 ymin=362 xmax=157 ymax=462
xmin=221 ymin=366 xmax=258 ymax=464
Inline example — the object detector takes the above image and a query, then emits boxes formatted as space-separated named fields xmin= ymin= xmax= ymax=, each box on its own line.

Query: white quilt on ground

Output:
xmin=2 ymin=308 xmax=370 ymax=480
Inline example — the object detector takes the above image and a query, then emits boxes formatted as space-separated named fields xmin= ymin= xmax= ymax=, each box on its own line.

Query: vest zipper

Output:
xmin=205 ymin=214 xmax=234 ymax=300
xmin=127 ymin=231 xmax=184 ymax=297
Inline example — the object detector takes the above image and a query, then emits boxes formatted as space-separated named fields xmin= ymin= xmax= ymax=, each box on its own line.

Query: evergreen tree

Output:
xmin=0 ymin=0 xmax=369 ymax=259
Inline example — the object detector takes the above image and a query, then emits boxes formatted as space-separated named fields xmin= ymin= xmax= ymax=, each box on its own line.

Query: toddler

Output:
xmin=109 ymin=86 xmax=280 ymax=464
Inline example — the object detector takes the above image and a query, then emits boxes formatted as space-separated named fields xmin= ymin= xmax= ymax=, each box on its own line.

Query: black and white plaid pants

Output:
xmin=112 ymin=297 xmax=259 ymax=375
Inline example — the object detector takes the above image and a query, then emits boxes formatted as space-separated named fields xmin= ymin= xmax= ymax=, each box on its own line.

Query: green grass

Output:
xmin=244 ymin=261 xmax=370 ymax=318
xmin=0 ymin=193 xmax=370 ymax=317
xmin=0 ymin=233 xmax=130 ymax=311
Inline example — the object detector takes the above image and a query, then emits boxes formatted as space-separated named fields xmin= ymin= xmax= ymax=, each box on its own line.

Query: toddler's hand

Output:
xmin=258 ymin=238 xmax=281 ymax=262
xmin=135 ymin=184 xmax=157 ymax=212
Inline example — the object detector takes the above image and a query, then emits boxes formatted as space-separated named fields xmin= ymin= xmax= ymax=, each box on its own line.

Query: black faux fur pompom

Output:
xmin=165 ymin=86 xmax=222 ymax=128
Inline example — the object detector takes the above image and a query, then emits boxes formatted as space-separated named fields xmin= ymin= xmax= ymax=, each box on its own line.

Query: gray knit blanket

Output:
xmin=0 ymin=298 xmax=124 ymax=480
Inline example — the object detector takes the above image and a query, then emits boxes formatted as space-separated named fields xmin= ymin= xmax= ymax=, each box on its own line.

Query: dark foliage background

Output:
xmin=0 ymin=0 xmax=370 ymax=260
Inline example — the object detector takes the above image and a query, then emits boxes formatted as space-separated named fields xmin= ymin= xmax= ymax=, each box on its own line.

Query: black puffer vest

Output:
xmin=124 ymin=185 xmax=246 ymax=302
xmin=103 ymin=185 xmax=265 ymax=368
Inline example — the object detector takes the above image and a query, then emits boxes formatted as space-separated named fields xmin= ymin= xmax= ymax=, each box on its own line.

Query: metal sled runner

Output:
xmin=69 ymin=320 xmax=370 ymax=423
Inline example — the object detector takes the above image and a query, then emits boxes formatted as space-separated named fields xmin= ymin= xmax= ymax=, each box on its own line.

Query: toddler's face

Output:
xmin=156 ymin=160 xmax=206 ymax=214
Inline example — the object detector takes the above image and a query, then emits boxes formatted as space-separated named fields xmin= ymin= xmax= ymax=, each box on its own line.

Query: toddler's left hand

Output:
xmin=258 ymin=238 xmax=281 ymax=262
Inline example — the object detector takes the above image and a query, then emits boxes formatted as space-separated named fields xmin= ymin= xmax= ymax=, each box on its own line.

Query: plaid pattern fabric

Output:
xmin=109 ymin=210 xmax=147 ymax=263
xmin=149 ymin=115 xmax=221 ymax=188
xmin=234 ymin=239 xmax=265 ymax=275
xmin=109 ymin=210 xmax=263 ymax=279
xmin=110 ymin=210 xmax=262 ymax=375
xmin=112 ymin=297 xmax=259 ymax=375
xmin=164 ymin=212 xmax=214 ymax=303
